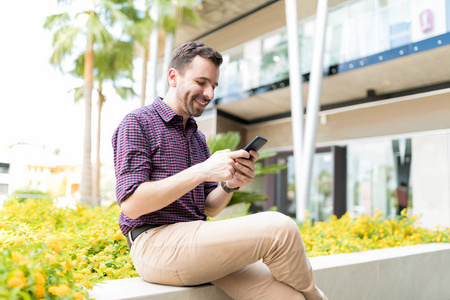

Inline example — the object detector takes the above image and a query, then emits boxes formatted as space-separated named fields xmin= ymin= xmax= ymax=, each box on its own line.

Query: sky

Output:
xmin=0 ymin=1 xmax=141 ymax=166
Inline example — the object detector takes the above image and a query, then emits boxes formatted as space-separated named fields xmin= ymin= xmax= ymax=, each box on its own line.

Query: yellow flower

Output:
xmin=105 ymin=268 xmax=114 ymax=275
xmin=84 ymin=280 xmax=94 ymax=290
xmin=34 ymin=284 xmax=46 ymax=298
xmin=11 ymin=251 xmax=29 ymax=266
xmin=73 ymin=292 xmax=85 ymax=300
xmin=64 ymin=260 xmax=73 ymax=270
xmin=122 ymin=263 xmax=132 ymax=272
xmin=45 ymin=235 xmax=62 ymax=253
xmin=7 ymin=270 xmax=27 ymax=287
xmin=13 ymin=269 xmax=26 ymax=278
xmin=34 ymin=231 xmax=46 ymax=240
xmin=116 ymin=257 xmax=124 ymax=263
xmin=73 ymin=272 xmax=86 ymax=282
xmin=78 ymin=260 xmax=88 ymax=267
xmin=48 ymin=284 xmax=70 ymax=297
xmin=13 ymin=236 xmax=26 ymax=245
xmin=81 ymin=268 xmax=92 ymax=275
xmin=0 ymin=221 xmax=7 ymax=228
xmin=99 ymin=264 xmax=107 ymax=271
xmin=45 ymin=253 xmax=57 ymax=264
xmin=34 ymin=272 xmax=47 ymax=285
xmin=7 ymin=277 xmax=27 ymax=288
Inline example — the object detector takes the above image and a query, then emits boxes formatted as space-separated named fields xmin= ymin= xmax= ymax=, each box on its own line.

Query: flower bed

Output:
xmin=1 ymin=197 xmax=449 ymax=299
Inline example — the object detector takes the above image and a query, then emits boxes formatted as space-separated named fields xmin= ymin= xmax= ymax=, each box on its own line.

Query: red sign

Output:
xmin=420 ymin=9 xmax=433 ymax=33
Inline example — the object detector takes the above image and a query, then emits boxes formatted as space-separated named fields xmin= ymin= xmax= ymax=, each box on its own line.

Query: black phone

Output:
xmin=243 ymin=136 xmax=268 ymax=152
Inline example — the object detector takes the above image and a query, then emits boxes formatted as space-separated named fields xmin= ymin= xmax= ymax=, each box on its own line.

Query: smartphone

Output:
xmin=243 ymin=136 xmax=268 ymax=152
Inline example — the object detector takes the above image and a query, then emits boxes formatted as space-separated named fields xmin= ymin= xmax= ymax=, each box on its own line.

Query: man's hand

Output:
xmin=203 ymin=149 xmax=259 ymax=217
xmin=199 ymin=149 xmax=258 ymax=189
xmin=226 ymin=149 xmax=258 ymax=189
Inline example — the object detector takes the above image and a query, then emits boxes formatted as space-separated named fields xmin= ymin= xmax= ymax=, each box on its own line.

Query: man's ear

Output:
xmin=168 ymin=68 xmax=178 ymax=88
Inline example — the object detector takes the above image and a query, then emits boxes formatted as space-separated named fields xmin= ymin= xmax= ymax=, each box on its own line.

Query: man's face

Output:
xmin=174 ymin=56 xmax=220 ymax=118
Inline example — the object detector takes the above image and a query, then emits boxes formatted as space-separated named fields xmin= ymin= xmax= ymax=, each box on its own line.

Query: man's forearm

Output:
xmin=120 ymin=165 xmax=205 ymax=219
xmin=204 ymin=185 xmax=234 ymax=218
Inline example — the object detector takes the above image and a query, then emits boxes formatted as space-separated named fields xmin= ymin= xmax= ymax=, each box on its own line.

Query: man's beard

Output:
xmin=183 ymin=93 xmax=210 ymax=117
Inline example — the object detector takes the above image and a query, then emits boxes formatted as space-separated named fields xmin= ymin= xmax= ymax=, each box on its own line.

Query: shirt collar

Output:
xmin=154 ymin=97 xmax=197 ymax=131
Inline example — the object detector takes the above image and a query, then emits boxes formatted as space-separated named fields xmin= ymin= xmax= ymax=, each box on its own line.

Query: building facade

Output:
xmin=158 ymin=0 xmax=450 ymax=227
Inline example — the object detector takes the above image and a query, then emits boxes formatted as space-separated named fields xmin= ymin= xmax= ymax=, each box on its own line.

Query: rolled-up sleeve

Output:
xmin=112 ymin=113 xmax=152 ymax=205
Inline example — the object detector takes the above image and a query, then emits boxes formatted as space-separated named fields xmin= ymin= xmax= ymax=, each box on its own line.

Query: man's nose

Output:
xmin=203 ymin=85 xmax=214 ymax=100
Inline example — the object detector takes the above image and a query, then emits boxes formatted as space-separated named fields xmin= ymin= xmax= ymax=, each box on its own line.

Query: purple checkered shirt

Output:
xmin=112 ymin=97 xmax=218 ymax=236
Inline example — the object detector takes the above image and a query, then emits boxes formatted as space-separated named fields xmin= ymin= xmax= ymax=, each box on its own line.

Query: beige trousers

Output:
xmin=129 ymin=211 xmax=327 ymax=300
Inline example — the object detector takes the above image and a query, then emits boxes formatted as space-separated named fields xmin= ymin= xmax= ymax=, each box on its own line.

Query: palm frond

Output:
xmin=43 ymin=13 xmax=71 ymax=30
xmin=69 ymin=85 xmax=84 ymax=102
xmin=227 ymin=191 xmax=269 ymax=207
xmin=207 ymin=132 xmax=241 ymax=154
xmin=256 ymin=164 xmax=286 ymax=176
xmin=49 ymin=26 xmax=80 ymax=66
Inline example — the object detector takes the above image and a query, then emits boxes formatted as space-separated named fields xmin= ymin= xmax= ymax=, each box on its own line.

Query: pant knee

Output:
xmin=260 ymin=211 xmax=301 ymax=240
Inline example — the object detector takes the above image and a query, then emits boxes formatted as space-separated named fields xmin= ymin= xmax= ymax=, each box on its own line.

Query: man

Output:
xmin=395 ymin=182 xmax=409 ymax=216
xmin=112 ymin=41 xmax=327 ymax=300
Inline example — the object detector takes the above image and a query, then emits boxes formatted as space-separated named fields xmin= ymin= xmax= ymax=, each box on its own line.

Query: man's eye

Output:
xmin=197 ymin=81 xmax=205 ymax=86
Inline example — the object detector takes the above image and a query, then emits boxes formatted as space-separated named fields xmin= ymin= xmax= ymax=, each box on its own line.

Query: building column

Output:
xmin=412 ymin=132 xmax=450 ymax=228
xmin=298 ymin=0 xmax=329 ymax=220
xmin=285 ymin=0 xmax=305 ymax=220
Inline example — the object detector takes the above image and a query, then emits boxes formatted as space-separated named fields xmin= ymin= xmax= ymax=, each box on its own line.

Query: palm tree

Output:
xmin=158 ymin=0 xmax=199 ymax=94
xmin=70 ymin=39 xmax=136 ymax=203
xmin=130 ymin=0 xmax=199 ymax=107
xmin=44 ymin=0 xmax=134 ymax=205
xmin=124 ymin=4 xmax=153 ymax=107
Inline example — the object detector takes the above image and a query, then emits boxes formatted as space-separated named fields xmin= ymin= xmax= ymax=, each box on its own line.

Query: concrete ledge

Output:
xmin=89 ymin=243 xmax=450 ymax=300
xmin=88 ymin=278 xmax=231 ymax=300
xmin=312 ymin=243 xmax=450 ymax=300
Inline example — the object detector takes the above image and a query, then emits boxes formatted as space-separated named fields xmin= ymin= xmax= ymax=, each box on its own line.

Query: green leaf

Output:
xmin=207 ymin=132 xmax=241 ymax=154
xmin=228 ymin=191 xmax=268 ymax=207
xmin=18 ymin=291 xmax=32 ymax=300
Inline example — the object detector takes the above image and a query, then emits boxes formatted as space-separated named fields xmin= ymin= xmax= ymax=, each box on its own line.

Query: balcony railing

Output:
xmin=213 ymin=0 xmax=450 ymax=104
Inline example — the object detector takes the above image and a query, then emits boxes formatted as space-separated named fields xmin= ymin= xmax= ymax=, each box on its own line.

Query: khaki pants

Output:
xmin=129 ymin=211 xmax=327 ymax=300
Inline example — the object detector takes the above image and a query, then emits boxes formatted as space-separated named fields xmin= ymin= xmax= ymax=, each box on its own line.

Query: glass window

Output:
xmin=277 ymin=151 xmax=334 ymax=222
xmin=216 ymin=47 xmax=245 ymax=100
xmin=0 ymin=163 xmax=10 ymax=174
xmin=0 ymin=183 xmax=8 ymax=194
xmin=326 ymin=8 xmax=348 ymax=66
xmin=347 ymin=139 xmax=397 ymax=218
xmin=299 ymin=20 xmax=315 ymax=74
xmin=260 ymin=31 xmax=289 ymax=86
xmin=309 ymin=152 xmax=334 ymax=222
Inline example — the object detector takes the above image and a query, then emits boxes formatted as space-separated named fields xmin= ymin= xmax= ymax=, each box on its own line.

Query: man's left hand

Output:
xmin=226 ymin=150 xmax=259 ymax=189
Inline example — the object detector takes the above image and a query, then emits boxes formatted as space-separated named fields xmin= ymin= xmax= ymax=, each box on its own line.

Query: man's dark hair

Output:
xmin=169 ymin=41 xmax=223 ymax=75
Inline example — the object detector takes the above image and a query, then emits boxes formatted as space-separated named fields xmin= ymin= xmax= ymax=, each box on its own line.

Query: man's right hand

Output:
xmin=199 ymin=149 xmax=250 ymax=183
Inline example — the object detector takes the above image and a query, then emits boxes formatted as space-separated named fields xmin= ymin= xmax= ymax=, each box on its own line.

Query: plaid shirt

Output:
xmin=112 ymin=97 xmax=218 ymax=236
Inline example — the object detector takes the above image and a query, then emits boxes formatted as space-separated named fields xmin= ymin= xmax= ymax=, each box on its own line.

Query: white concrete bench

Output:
xmin=89 ymin=243 xmax=450 ymax=300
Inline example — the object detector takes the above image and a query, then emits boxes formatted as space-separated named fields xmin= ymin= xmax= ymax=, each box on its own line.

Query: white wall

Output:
xmin=412 ymin=132 xmax=450 ymax=228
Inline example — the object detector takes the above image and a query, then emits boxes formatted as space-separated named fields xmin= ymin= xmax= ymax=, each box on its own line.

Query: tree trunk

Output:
xmin=149 ymin=6 xmax=159 ymax=102
xmin=140 ymin=50 xmax=149 ymax=107
xmin=161 ymin=31 xmax=174 ymax=94
xmin=79 ymin=36 xmax=94 ymax=206
xmin=93 ymin=88 xmax=104 ymax=203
